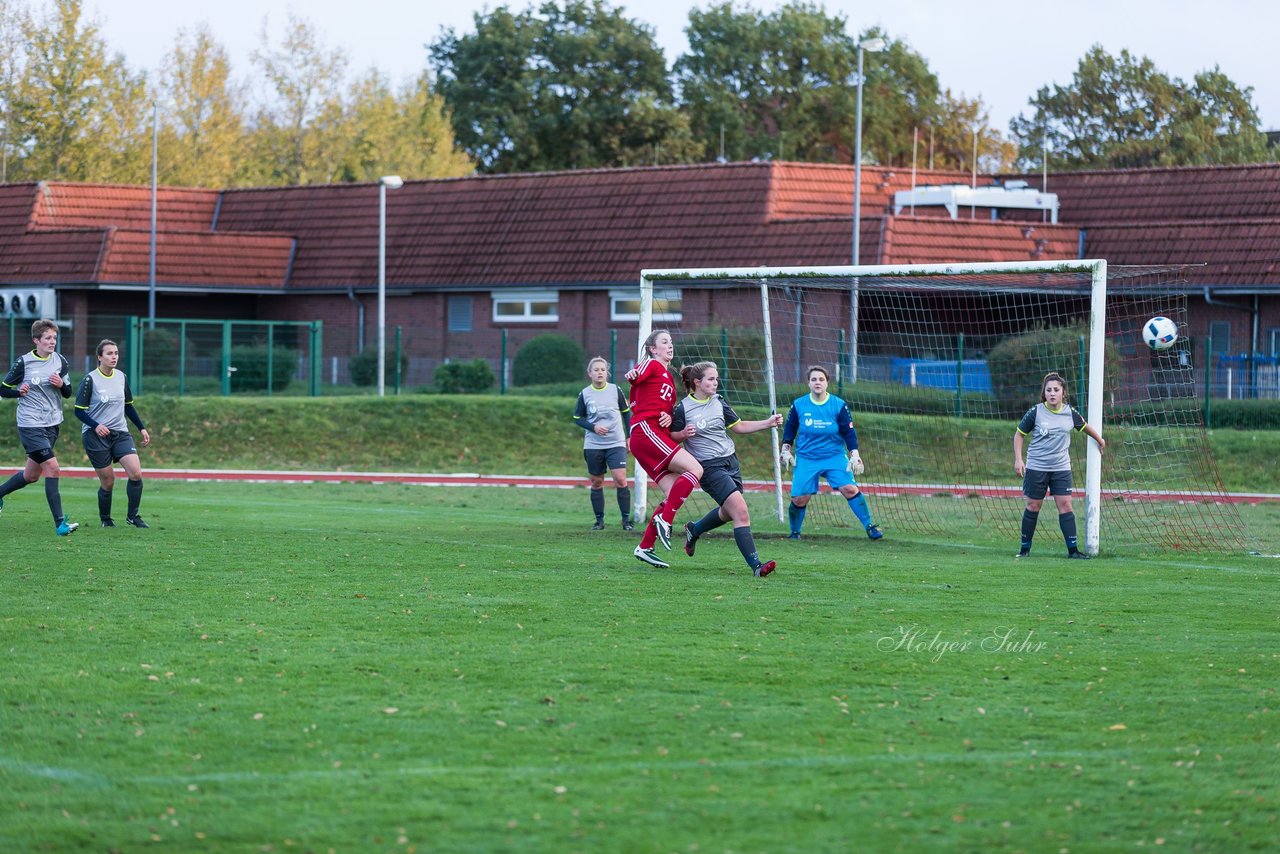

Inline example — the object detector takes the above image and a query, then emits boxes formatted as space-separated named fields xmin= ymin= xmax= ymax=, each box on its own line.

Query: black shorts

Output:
xmin=83 ymin=429 xmax=139 ymax=470
xmin=18 ymin=425 xmax=59 ymax=463
xmin=1023 ymin=468 xmax=1073 ymax=500
xmin=584 ymin=446 xmax=627 ymax=476
xmin=699 ymin=454 xmax=744 ymax=506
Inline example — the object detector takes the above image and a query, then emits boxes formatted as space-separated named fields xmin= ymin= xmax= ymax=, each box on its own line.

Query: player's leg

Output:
xmin=120 ymin=452 xmax=148 ymax=528
xmin=722 ymin=491 xmax=773 ymax=576
xmin=1052 ymin=480 xmax=1084 ymax=558
xmin=656 ymin=448 xmax=702 ymax=532
xmin=683 ymin=460 xmax=731 ymax=556
xmin=787 ymin=459 xmax=820 ymax=538
xmin=95 ymin=466 xmax=115 ymax=526
xmin=607 ymin=448 xmax=632 ymax=529
xmin=835 ymin=470 xmax=882 ymax=539
xmin=1019 ymin=470 xmax=1049 ymax=557
xmin=585 ymin=450 xmax=607 ymax=528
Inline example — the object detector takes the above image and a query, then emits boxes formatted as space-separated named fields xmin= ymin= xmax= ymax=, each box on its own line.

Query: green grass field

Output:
xmin=1 ymin=481 xmax=1277 ymax=851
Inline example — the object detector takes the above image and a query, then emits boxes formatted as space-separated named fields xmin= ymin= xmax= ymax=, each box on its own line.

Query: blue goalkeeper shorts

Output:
xmin=791 ymin=453 xmax=854 ymax=496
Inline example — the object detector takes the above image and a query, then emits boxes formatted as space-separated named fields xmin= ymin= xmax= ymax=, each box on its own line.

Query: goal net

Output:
xmin=635 ymin=260 xmax=1246 ymax=554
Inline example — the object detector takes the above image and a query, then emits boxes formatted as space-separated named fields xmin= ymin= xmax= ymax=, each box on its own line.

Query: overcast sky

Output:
xmin=89 ymin=0 xmax=1278 ymax=135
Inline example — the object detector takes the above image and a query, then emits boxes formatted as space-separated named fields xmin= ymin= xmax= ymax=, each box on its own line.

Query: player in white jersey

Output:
xmin=670 ymin=361 xmax=782 ymax=577
xmin=1013 ymin=372 xmax=1106 ymax=559
xmin=75 ymin=339 xmax=152 ymax=528
xmin=0 ymin=319 xmax=78 ymax=535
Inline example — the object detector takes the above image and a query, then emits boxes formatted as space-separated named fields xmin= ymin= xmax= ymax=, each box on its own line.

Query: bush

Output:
xmin=140 ymin=326 xmax=196 ymax=373
xmin=434 ymin=359 xmax=495 ymax=394
xmin=349 ymin=348 xmax=410 ymax=387
xmin=229 ymin=345 xmax=298 ymax=392
xmin=512 ymin=334 xmax=586 ymax=386
xmin=986 ymin=323 xmax=1121 ymax=417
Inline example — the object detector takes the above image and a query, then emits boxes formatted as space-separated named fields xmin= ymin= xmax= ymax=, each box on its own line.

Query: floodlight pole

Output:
xmin=377 ymin=175 xmax=403 ymax=397
xmin=149 ymin=101 xmax=157 ymax=321
xmin=850 ymin=37 xmax=885 ymax=385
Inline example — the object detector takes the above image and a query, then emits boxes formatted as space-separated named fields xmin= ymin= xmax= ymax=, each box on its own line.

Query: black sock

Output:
xmin=733 ymin=526 xmax=761 ymax=570
xmin=616 ymin=486 xmax=631 ymax=523
xmin=99 ymin=487 xmax=113 ymax=519
xmin=691 ymin=506 xmax=727 ymax=538
xmin=45 ymin=477 xmax=63 ymax=523
xmin=1059 ymin=511 xmax=1078 ymax=553
xmin=127 ymin=479 xmax=143 ymax=518
xmin=590 ymin=487 xmax=604 ymax=521
xmin=0 ymin=470 xmax=30 ymax=498
xmin=1021 ymin=509 xmax=1039 ymax=552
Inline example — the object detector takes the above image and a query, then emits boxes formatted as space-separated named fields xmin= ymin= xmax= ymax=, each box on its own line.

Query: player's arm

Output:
xmin=74 ymin=374 xmax=109 ymax=436
xmin=572 ymin=391 xmax=593 ymax=432
xmin=616 ymin=387 xmax=631 ymax=434
xmin=1014 ymin=408 xmax=1036 ymax=474
xmin=668 ymin=402 xmax=692 ymax=442
xmin=123 ymin=379 xmax=151 ymax=446
xmin=836 ymin=403 xmax=859 ymax=451
xmin=781 ymin=404 xmax=799 ymax=447
xmin=1076 ymin=410 xmax=1106 ymax=454
xmin=0 ymin=359 xmax=23 ymax=397
xmin=58 ymin=355 xmax=73 ymax=396
xmin=726 ymin=400 xmax=782 ymax=435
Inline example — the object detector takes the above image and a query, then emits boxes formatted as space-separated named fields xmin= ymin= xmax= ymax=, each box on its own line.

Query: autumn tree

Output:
xmin=1011 ymin=45 xmax=1270 ymax=170
xmin=245 ymin=12 xmax=348 ymax=185
xmin=430 ymin=0 xmax=697 ymax=173
xmin=925 ymin=89 xmax=1017 ymax=173
xmin=13 ymin=0 xmax=148 ymax=182
xmin=675 ymin=2 xmax=949 ymax=166
xmin=155 ymin=23 xmax=246 ymax=187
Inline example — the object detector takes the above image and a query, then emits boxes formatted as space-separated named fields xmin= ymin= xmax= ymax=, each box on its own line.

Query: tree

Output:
xmin=327 ymin=69 xmax=473 ymax=183
xmin=156 ymin=24 xmax=247 ymax=188
xmin=0 ymin=0 xmax=26 ymax=181
xmin=1011 ymin=45 xmax=1270 ymax=170
xmin=926 ymin=89 xmax=1017 ymax=173
xmin=13 ymin=0 xmax=148 ymax=182
xmin=247 ymin=12 xmax=348 ymax=185
xmin=675 ymin=3 xmax=943 ymax=166
xmin=430 ymin=0 xmax=697 ymax=173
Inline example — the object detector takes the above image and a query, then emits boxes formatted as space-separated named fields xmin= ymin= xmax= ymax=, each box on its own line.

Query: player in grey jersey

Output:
xmin=572 ymin=357 xmax=633 ymax=530
xmin=0 ymin=319 xmax=79 ymax=535
xmin=1013 ymin=372 xmax=1106 ymax=559
xmin=75 ymin=339 xmax=152 ymax=528
xmin=670 ymin=361 xmax=783 ymax=577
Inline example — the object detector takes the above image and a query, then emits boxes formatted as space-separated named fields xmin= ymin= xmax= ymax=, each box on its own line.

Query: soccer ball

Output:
xmin=1143 ymin=316 xmax=1178 ymax=350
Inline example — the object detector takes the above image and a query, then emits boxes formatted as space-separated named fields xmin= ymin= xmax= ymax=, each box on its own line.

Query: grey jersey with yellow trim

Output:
xmin=76 ymin=368 xmax=132 ymax=433
xmin=671 ymin=394 xmax=740 ymax=461
xmin=3 ymin=350 xmax=70 ymax=427
xmin=1017 ymin=402 xmax=1085 ymax=472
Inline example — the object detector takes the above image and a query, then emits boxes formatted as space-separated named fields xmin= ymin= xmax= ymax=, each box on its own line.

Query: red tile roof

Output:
xmin=1008 ymin=163 xmax=1280 ymax=223
xmin=95 ymin=229 xmax=293 ymax=288
xmin=31 ymin=182 xmax=219 ymax=231
xmin=1084 ymin=220 xmax=1280 ymax=284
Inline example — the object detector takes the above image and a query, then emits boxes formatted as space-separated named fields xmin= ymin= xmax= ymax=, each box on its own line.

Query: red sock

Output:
xmin=660 ymin=472 xmax=700 ymax=524
xmin=639 ymin=502 xmax=664 ymax=549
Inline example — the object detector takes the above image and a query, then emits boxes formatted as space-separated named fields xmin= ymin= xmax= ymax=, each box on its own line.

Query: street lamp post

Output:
xmin=850 ymin=37 xmax=886 ymax=385
xmin=377 ymin=175 xmax=404 ymax=397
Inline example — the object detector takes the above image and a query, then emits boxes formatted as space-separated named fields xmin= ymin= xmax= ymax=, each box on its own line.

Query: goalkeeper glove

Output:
xmin=780 ymin=446 xmax=794 ymax=469
xmin=847 ymin=450 xmax=864 ymax=476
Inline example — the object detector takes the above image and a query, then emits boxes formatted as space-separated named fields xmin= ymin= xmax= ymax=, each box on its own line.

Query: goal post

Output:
xmin=633 ymin=259 xmax=1245 ymax=555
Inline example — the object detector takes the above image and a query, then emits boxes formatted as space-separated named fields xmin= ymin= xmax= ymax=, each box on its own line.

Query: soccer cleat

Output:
xmin=591 ymin=519 xmax=606 ymax=531
xmin=866 ymin=524 xmax=884 ymax=540
xmin=1016 ymin=549 xmax=1031 ymax=559
xmin=1067 ymin=551 xmax=1091 ymax=560
xmin=653 ymin=514 xmax=672 ymax=550
xmin=101 ymin=517 xmax=116 ymax=528
xmin=125 ymin=516 xmax=150 ymax=529
xmin=622 ymin=519 xmax=635 ymax=531
xmin=788 ymin=532 xmax=801 ymax=540
xmin=633 ymin=545 xmax=669 ymax=569
xmin=683 ymin=522 xmax=699 ymax=557
xmin=56 ymin=520 xmax=79 ymax=536
xmin=754 ymin=560 xmax=776 ymax=578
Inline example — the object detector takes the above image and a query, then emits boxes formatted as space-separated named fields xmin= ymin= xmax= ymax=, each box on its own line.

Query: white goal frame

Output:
xmin=635 ymin=259 xmax=1108 ymax=555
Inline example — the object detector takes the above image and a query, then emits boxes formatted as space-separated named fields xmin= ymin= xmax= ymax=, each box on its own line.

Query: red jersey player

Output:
xmin=624 ymin=329 xmax=703 ymax=568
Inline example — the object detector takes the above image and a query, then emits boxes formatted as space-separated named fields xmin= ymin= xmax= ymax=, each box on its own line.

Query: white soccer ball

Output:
xmin=1143 ymin=316 xmax=1178 ymax=350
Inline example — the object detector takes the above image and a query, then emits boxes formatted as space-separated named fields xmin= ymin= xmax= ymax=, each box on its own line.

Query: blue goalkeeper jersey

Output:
xmin=782 ymin=393 xmax=858 ymax=460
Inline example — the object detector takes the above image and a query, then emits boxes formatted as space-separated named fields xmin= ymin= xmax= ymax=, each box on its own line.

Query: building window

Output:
xmin=448 ymin=296 xmax=473 ymax=332
xmin=610 ymin=288 xmax=683 ymax=322
xmin=1269 ymin=327 xmax=1280 ymax=356
xmin=1208 ymin=321 xmax=1231 ymax=354
xmin=492 ymin=290 xmax=559 ymax=323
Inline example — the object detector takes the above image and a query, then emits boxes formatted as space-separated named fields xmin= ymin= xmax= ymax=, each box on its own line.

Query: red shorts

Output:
xmin=629 ymin=419 xmax=679 ymax=481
